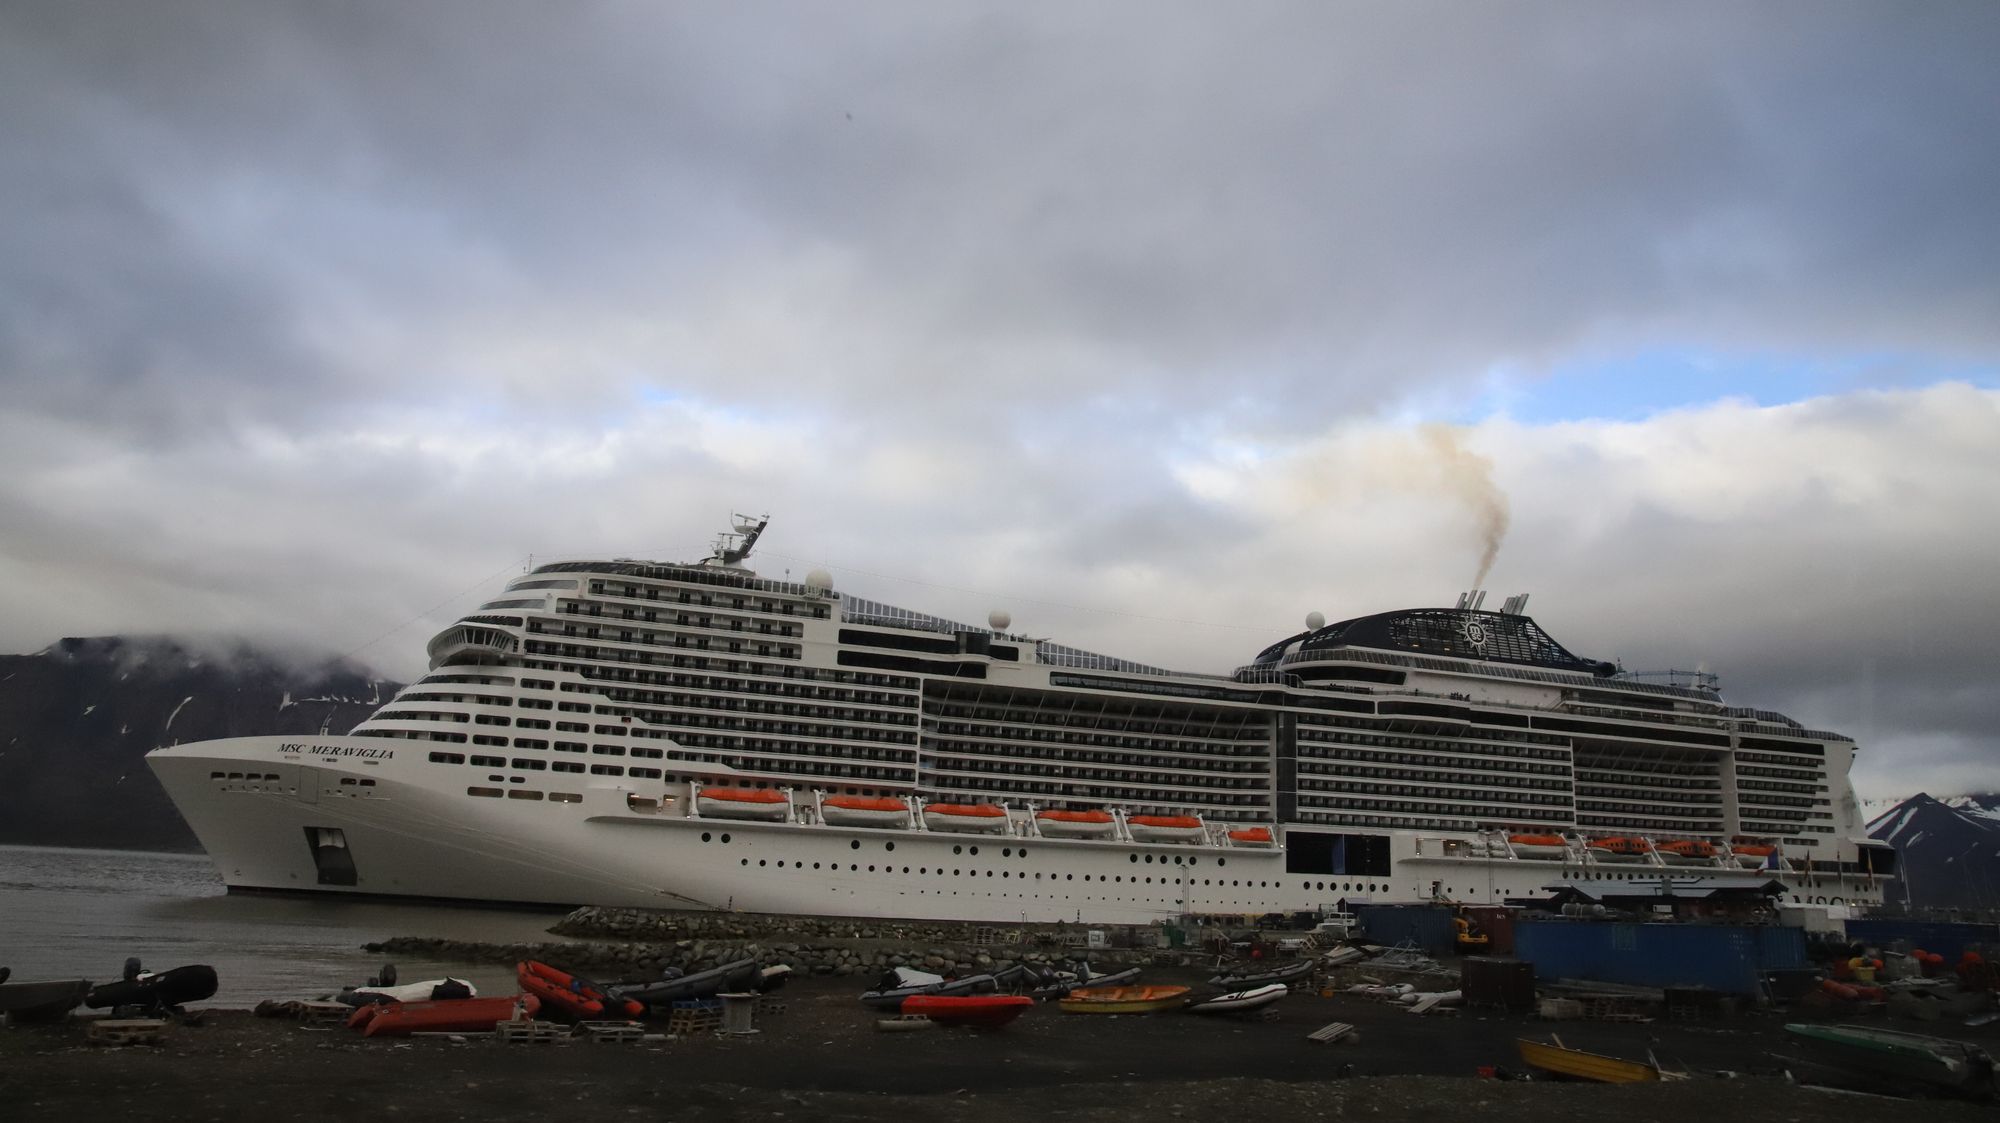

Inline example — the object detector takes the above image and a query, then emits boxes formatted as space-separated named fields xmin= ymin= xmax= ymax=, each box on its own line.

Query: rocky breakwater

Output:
xmin=374 ymin=905 xmax=1189 ymax=980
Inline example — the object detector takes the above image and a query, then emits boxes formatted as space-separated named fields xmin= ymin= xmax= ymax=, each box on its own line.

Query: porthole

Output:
xmin=740 ymin=858 xmax=748 ymax=866
xmin=720 ymin=833 xmax=731 ymax=844
xmin=701 ymin=832 xmax=712 ymax=843
xmin=953 ymin=845 xmax=963 ymax=855
xmin=920 ymin=867 xmax=928 ymax=875
xmin=1130 ymin=854 xmax=1139 ymax=864
xmin=868 ymin=865 xmax=876 ymax=872
xmin=1002 ymin=848 xmax=1012 ymax=857
xmin=851 ymin=839 xmax=860 ymax=850
xmin=970 ymin=846 xmax=980 ymax=855
xmin=885 ymin=841 xmax=896 ymax=852
xmin=1218 ymin=858 xmax=1227 ymax=867
xmin=813 ymin=862 xmax=821 ymax=869
xmin=758 ymin=859 xmax=766 ymax=867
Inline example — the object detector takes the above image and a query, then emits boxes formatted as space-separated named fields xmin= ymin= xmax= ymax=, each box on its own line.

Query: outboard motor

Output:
xmin=368 ymin=963 xmax=398 ymax=988
xmin=123 ymin=957 xmax=143 ymax=982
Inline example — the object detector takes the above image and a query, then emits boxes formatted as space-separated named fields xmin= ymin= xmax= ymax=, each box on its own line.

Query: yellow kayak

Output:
xmin=1058 ymin=985 xmax=1191 ymax=1014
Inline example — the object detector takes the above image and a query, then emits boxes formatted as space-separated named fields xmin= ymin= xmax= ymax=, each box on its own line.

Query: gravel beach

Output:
xmin=4 ymin=968 xmax=1994 ymax=1122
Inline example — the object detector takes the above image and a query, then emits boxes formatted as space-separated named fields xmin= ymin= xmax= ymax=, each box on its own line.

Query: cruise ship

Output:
xmin=149 ymin=516 xmax=1896 ymax=924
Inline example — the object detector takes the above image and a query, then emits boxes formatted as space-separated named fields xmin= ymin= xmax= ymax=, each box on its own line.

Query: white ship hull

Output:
xmin=150 ymin=736 xmax=1885 ymax=922
xmin=141 ymin=523 xmax=1894 ymax=924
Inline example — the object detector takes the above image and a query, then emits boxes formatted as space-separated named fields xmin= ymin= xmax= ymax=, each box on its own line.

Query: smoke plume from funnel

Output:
xmin=1420 ymin=425 xmax=1510 ymax=590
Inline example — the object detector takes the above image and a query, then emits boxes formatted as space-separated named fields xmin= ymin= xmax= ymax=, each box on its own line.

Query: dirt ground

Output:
xmin=4 ymin=968 xmax=1995 ymax=1122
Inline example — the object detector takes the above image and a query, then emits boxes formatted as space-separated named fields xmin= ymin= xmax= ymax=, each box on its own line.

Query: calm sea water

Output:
xmin=0 ymin=844 xmax=575 ymax=1005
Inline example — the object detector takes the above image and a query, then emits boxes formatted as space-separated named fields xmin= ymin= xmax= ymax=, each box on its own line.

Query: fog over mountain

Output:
xmin=0 ymin=636 xmax=396 ymax=849
xmin=1 ymin=3 xmax=1996 ymax=801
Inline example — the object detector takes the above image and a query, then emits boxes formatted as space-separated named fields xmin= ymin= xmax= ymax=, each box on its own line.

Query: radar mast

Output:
xmin=705 ymin=513 xmax=770 ymax=569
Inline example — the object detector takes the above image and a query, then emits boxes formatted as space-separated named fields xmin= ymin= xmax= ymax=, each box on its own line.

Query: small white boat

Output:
xmin=820 ymin=795 xmax=910 ymax=828
xmin=696 ymin=787 xmax=790 ymax=821
xmin=1186 ymin=983 xmax=1289 ymax=1015
xmin=1127 ymin=815 xmax=1205 ymax=843
xmin=922 ymin=802 xmax=1010 ymax=834
xmin=348 ymin=977 xmax=477 ymax=1004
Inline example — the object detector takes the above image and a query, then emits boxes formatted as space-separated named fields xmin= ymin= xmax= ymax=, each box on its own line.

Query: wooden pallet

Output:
xmin=1306 ymin=1020 xmax=1357 ymax=1045
xmin=665 ymin=1007 xmax=723 ymax=1035
xmin=572 ymin=1021 xmax=647 ymax=1043
xmin=755 ymin=996 xmax=788 ymax=1017
xmin=88 ymin=1019 xmax=166 ymax=1046
xmin=493 ymin=1020 xmax=567 ymax=1044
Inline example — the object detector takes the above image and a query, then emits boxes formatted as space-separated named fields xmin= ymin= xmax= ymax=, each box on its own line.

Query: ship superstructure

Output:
xmin=149 ymin=517 xmax=1894 ymax=922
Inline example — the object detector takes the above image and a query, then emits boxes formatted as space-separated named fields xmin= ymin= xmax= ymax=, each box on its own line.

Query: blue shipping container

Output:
xmin=1844 ymin=919 xmax=2000 ymax=962
xmin=1513 ymin=921 xmax=1805 ymax=994
xmin=1354 ymin=904 xmax=1457 ymax=955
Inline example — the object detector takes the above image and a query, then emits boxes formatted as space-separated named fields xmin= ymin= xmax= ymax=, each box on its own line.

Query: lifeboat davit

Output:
xmin=821 ymin=795 xmax=910 ymax=828
xmin=1507 ymin=833 xmax=1569 ymax=860
xmin=1127 ymin=815 xmax=1205 ymax=844
xmin=1036 ymin=809 xmax=1116 ymax=839
xmin=1658 ymin=839 xmax=1718 ymax=864
xmin=922 ymin=802 xmax=1010 ymax=834
xmin=1227 ymin=826 xmax=1274 ymax=847
xmin=696 ymin=787 xmax=791 ymax=821
xmin=1588 ymin=837 xmax=1651 ymax=863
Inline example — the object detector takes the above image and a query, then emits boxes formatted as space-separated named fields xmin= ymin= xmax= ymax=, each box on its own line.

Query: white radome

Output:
xmin=805 ymin=569 xmax=834 ymax=595
xmin=1305 ymin=611 xmax=1326 ymax=631
xmin=988 ymin=609 xmax=1012 ymax=631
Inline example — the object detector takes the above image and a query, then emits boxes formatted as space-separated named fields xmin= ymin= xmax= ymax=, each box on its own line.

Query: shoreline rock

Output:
xmin=372 ymin=905 xmax=1204 ymax=977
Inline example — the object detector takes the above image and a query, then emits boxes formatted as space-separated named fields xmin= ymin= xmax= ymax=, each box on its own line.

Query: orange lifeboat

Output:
xmin=1227 ymin=826 xmax=1274 ymax=847
xmin=922 ymin=802 xmax=1010 ymax=834
xmin=1730 ymin=840 xmax=1778 ymax=868
xmin=695 ymin=786 xmax=790 ymax=821
xmin=820 ymin=795 xmax=910 ymax=828
xmin=1127 ymin=814 xmax=1205 ymax=844
xmin=1658 ymin=839 xmax=1718 ymax=864
xmin=1588 ymin=836 xmax=1651 ymax=862
xmin=1507 ymin=833 xmax=1569 ymax=860
xmin=1035 ymin=809 xmax=1116 ymax=839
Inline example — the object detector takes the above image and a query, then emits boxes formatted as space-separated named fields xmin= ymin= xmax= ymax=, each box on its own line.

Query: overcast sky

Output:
xmin=4 ymin=3 xmax=1997 ymax=801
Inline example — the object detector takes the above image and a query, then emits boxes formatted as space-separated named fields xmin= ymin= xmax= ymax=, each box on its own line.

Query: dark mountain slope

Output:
xmin=0 ymin=636 xmax=400 ymax=850
xmin=1868 ymin=792 xmax=2000 ymax=913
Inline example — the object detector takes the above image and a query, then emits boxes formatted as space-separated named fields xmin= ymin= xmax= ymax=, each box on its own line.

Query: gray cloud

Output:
xmin=1 ymin=3 xmax=1997 ymax=797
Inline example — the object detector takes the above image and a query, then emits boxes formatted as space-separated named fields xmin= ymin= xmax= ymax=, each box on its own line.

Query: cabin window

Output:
xmin=467 ymin=787 xmax=504 ymax=798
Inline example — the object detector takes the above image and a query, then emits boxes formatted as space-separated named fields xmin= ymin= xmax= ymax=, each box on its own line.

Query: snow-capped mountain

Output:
xmin=1867 ymin=793 xmax=2000 ymax=912
xmin=0 ymin=636 xmax=401 ymax=850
